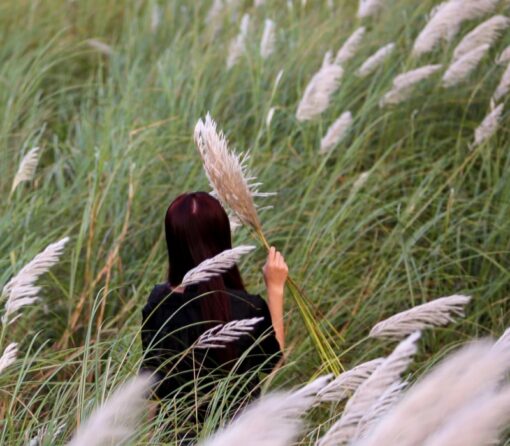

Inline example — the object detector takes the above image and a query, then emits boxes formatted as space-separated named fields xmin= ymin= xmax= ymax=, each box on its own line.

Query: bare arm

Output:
xmin=263 ymin=246 xmax=288 ymax=350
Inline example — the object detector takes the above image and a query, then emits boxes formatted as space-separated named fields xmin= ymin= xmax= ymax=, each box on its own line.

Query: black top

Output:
xmin=140 ymin=283 xmax=282 ymax=411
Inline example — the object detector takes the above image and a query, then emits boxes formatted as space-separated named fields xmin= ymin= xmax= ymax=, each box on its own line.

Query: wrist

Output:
xmin=267 ymin=283 xmax=285 ymax=294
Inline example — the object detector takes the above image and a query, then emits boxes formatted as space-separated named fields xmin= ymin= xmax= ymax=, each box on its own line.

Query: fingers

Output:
xmin=269 ymin=246 xmax=276 ymax=262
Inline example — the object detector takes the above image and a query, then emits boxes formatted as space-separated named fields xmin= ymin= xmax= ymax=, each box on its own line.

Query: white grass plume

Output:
xmin=369 ymin=294 xmax=471 ymax=339
xmin=355 ymin=340 xmax=510 ymax=446
xmin=85 ymin=39 xmax=113 ymax=56
xmin=227 ymin=14 xmax=250 ymax=69
xmin=493 ymin=63 xmax=510 ymax=101
xmin=355 ymin=380 xmax=407 ymax=440
xmin=356 ymin=43 xmax=395 ymax=78
xmin=260 ymin=19 xmax=276 ymax=59
xmin=195 ymin=317 xmax=263 ymax=349
xmin=496 ymin=45 xmax=510 ymax=65
xmin=317 ymin=332 xmax=420 ymax=446
xmin=494 ymin=326 xmax=510 ymax=351
xmin=11 ymin=147 xmax=40 ymax=195
xmin=473 ymin=103 xmax=504 ymax=146
xmin=421 ymin=387 xmax=510 ymax=446
xmin=357 ymin=0 xmax=383 ymax=18
xmin=182 ymin=245 xmax=255 ymax=287
xmin=228 ymin=214 xmax=242 ymax=232
xmin=443 ymin=44 xmax=490 ymax=87
xmin=67 ymin=374 xmax=152 ymax=446
xmin=200 ymin=375 xmax=331 ymax=446
xmin=335 ymin=27 xmax=366 ymax=65
xmin=351 ymin=171 xmax=371 ymax=194
xmin=266 ymin=107 xmax=276 ymax=128
xmin=206 ymin=0 xmax=225 ymax=35
xmin=317 ymin=358 xmax=384 ymax=402
xmin=150 ymin=4 xmax=161 ymax=33
xmin=322 ymin=50 xmax=333 ymax=68
xmin=0 ymin=343 xmax=18 ymax=374
xmin=2 ymin=237 xmax=70 ymax=325
xmin=412 ymin=0 xmax=499 ymax=57
xmin=320 ymin=111 xmax=353 ymax=154
xmin=379 ymin=64 xmax=442 ymax=107
xmin=452 ymin=15 xmax=510 ymax=62
xmin=194 ymin=114 xmax=274 ymax=230
xmin=296 ymin=61 xmax=343 ymax=121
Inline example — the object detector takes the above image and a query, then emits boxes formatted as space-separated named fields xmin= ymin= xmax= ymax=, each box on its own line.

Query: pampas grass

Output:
xmin=201 ymin=375 xmax=331 ymax=446
xmin=473 ymin=103 xmax=504 ymax=146
xmin=369 ymin=294 xmax=471 ymax=339
xmin=195 ymin=317 xmax=264 ymax=349
xmin=260 ymin=19 xmax=276 ymax=59
xmin=412 ymin=0 xmax=498 ymax=57
xmin=296 ymin=60 xmax=343 ymax=121
xmin=421 ymin=387 xmax=510 ymax=446
xmin=194 ymin=114 xmax=272 ymax=230
xmin=357 ymin=0 xmax=383 ymax=19
xmin=1 ymin=237 xmax=69 ymax=325
xmin=317 ymin=332 xmax=420 ymax=446
xmin=496 ymin=45 xmax=510 ymax=65
xmin=266 ymin=107 xmax=276 ymax=127
xmin=181 ymin=245 xmax=256 ymax=287
xmin=351 ymin=171 xmax=371 ymax=194
xmin=379 ymin=64 xmax=442 ymax=107
xmin=493 ymin=63 xmax=510 ymax=101
xmin=442 ymin=44 xmax=489 ymax=87
xmin=452 ymin=15 xmax=510 ymax=62
xmin=67 ymin=374 xmax=152 ymax=446
xmin=320 ymin=111 xmax=353 ymax=154
xmin=227 ymin=14 xmax=250 ymax=69
xmin=10 ymin=147 xmax=40 ymax=196
xmin=85 ymin=39 xmax=113 ymax=56
xmin=356 ymin=43 xmax=395 ymax=78
xmin=0 ymin=342 xmax=17 ymax=374
xmin=335 ymin=27 xmax=366 ymax=65
xmin=317 ymin=358 xmax=384 ymax=402
xmin=355 ymin=341 xmax=510 ymax=446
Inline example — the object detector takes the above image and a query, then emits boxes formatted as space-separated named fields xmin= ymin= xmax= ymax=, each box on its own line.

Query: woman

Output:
xmin=140 ymin=191 xmax=287 ymax=429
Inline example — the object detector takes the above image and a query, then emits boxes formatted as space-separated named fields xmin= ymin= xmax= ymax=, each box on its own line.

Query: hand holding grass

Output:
xmin=263 ymin=246 xmax=288 ymax=350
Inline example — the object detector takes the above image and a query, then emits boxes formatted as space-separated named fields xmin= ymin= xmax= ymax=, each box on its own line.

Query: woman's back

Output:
xmin=140 ymin=283 xmax=281 ymax=406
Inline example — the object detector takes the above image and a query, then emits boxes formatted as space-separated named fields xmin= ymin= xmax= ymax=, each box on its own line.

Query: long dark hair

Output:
xmin=165 ymin=192 xmax=246 ymax=362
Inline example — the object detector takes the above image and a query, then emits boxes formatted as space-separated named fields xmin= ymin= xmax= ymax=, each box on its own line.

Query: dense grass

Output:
xmin=1 ymin=0 xmax=510 ymax=443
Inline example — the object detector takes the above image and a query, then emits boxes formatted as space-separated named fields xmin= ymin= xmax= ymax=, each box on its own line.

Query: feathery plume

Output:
xmin=379 ymin=64 xmax=442 ymax=107
xmin=296 ymin=61 xmax=343 ymax=121
xmin=496 ymin=45 xmax=510 ymax=65
xmin=200 ymin=376 xmax=331 ymax=446
xmin=11 ymin=147 xmax=40 ymax=195
xmin=369 ymin=294 xmax=471 ymax=339
xmin=227 ymin=14 xmax=250 ymax=69
xmin=67 ymin=374 xmax=152 ymax=446
xmin=356 ymin=43 xmax=395 ymax=78
xmin=266 ymin=107 xmax=276 ymax=128
xmin=493 ymin=63 xmax=510 ymax=101
xmin=473 ymin=103 xmax=504 ymax=146
xmin=182 ymin=245 xmax=255 ymax=287
xmin=85 ymin=39 xmax=113 ymax=56
xmin=317 ymin=332 xmax=420 ymax=446
xmin=442 ymin=44 xmax=490 ymax=87
xmin=260 ymin=19 xmax=276 ymax=59
xmin=194 ymin=114 xmax=274 ymax=230
xmin=421 ymin=388 xmax=510 ymax=446
xmin=206 ymin=0 xmax=224 ymax=35
xmin=195 ymin=317 xmax=263 ymax=349
xmin=494 ymin=326 xmax=510 ymax=351
xmin=452 ymin=15 xmax=510 ymax=62
xmin=317 ymin=358 xmax=384 ymax=403
xmin=351 ymin=171 xmax=371 ymax=194
xmin=335 ymin=27 xmax=366 ymax=65
xmin=412 ymin=0 xmax=499 ymax=57
xmin=357 ymin=0 xmax=384 ymax=18
xmin=320 ymin=111 xmax=353 ymax=154
xmin=1 ymin=237 xmax=70 ymax=325
xmin=355 ymin=380 xmax=407 ymax=440
xmin=322 ymin=50 xmax=333 ymax=68
xmin=356 ymin=340 xmax=510 ymax=446
xmin=0 ymin=343 xmax=18 ymax=374
xmin=229 ymin=214 xmax=242 ymax=232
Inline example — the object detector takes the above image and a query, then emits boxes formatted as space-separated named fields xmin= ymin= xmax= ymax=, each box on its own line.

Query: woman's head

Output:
xmin=165 ymin=191 xmax=244 ymax=291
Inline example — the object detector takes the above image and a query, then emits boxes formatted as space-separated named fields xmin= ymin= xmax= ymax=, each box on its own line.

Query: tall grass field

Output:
xmin=2 ymin=0 xmax=510 ymax=444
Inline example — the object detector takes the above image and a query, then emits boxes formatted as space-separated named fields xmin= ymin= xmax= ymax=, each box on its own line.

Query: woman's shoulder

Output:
xmin=143 ymin=283 xmax=174 ymax=311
